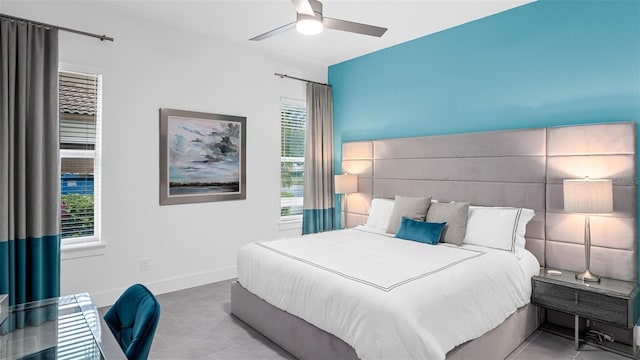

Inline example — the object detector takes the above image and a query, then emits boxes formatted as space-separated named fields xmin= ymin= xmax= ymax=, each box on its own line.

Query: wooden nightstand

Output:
xmin=532 ymin=268 xmax=640 ymax=358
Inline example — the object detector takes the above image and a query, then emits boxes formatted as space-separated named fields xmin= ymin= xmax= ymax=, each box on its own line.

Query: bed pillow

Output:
xmin=426 ymin=202 xmax=470 ymax=245
xmin=395 ymin=217 xmax=446 ymax=245
xmin=365 ymin=198 xmax=395 ymax=230
xmin=468 ymin=206 xmax=535 ymax=251
xmin=464 ymin=207 xmax=535 ymax=252
xmin=385 ymin=195 xmax=432 ymax=234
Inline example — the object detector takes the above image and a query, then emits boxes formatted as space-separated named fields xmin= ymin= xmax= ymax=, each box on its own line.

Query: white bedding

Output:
xmin=237 ymin=226 xmax=540 ymax=360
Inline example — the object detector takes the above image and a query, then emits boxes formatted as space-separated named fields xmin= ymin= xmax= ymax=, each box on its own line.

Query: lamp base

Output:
xmin=575 ymin=269 xmax=600 ymax=283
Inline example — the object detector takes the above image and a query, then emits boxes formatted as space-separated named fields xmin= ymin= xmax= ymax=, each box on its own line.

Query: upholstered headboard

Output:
xmin=341 ymin=122 xmax=637 ymax=282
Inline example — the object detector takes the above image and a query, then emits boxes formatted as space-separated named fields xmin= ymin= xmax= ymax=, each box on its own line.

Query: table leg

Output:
xmin=575 ymin=315 xmax=580 ymax=351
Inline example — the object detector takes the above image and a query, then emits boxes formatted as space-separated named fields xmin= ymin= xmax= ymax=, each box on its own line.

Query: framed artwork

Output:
xmin=159 ymin=108 xmax=246 ymax=205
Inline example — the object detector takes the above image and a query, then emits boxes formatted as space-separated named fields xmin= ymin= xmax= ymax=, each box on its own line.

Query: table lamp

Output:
xmin=563 ymin=177 xmax=613 ymax=283
xmin=335 ymin=173 xmax=358 ymax=229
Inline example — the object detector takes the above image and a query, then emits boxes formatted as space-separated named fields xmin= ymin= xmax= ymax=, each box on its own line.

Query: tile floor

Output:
xmin=100 ymin=279 xmax=630 ymax=360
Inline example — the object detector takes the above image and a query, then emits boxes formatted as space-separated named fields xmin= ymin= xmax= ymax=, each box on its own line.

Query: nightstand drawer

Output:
xmin=533 ymin=281 xmax=628 ymax=327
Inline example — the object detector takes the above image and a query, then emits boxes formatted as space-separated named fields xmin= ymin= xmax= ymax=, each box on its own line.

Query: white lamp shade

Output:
xmin=563 ymin=178 xmax=613 ymax=213
xmin=335 ymin=174 xmax=358 ymax=194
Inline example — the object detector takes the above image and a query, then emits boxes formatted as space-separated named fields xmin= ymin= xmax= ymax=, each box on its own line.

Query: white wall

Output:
xmin=3 ymin=1 xmax=325 ymax=307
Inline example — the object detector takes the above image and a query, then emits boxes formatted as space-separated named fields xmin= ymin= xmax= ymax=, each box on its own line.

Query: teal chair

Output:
xmin=104 ymin=284 xmax=161 ymax=360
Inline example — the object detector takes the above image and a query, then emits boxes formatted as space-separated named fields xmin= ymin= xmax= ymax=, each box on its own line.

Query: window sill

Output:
xmin=279 ymin=218 xmax=302 ymax=231
xmin=61 ymin=242 xmax=106 ymax=260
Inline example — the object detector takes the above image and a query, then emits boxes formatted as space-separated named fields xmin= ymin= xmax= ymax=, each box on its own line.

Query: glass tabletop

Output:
xmin=0 ymin=293 xmax=106 ymax=360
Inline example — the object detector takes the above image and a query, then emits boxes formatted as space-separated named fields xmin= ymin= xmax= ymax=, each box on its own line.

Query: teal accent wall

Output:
xmin=329 ymin=0 xmax=640 ymax=276
xmin=330 ymin=0 xmax=640 ymax=171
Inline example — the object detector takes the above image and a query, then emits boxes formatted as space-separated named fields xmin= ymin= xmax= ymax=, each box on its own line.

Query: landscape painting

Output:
xmin=160 ymin=109 xmax=246 ymax=205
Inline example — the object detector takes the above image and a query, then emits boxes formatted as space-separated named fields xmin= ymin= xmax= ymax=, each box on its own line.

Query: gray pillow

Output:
xmin=385 ymin=195 xmax=431 ymax=234
xmin=426 ymin=202 xmax=470 ymax=245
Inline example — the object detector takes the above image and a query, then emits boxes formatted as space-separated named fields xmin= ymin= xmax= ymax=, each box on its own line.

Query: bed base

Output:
xmin=231 ymin=281 xmax=539 ymax=360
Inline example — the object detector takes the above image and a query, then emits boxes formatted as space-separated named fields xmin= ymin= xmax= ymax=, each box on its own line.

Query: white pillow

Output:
xmin=365 ymin=198 xmax=395 ymax=230
xmin=464 ymin=206 xmax=535 ymax=252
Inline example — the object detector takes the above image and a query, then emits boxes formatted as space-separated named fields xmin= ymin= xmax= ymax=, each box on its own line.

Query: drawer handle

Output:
xmin=575 ymin=292 xmax=578 ymax=304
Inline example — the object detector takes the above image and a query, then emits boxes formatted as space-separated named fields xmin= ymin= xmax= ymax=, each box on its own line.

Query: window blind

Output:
xmin=60 ymin=72 xmax=97 ymax=149
xmin=280 ymin=99 xmax=306 ymax=219
xmin=59 ymin=70 xmax=101 ymax=243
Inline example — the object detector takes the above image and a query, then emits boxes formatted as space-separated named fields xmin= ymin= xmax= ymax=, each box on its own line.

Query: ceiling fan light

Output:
xmin=296 ymin=17 xmax=323 ymax=35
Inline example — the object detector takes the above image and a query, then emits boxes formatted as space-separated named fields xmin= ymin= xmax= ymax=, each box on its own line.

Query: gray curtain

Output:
xmin=0 ymin=17 xmax=61 ymax=306
xmin=302 ymin=83 xmax=335 ymax=234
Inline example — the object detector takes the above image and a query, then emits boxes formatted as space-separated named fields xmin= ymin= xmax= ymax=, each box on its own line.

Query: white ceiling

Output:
xmin=101 ymin=0 xmax=535 ymax=66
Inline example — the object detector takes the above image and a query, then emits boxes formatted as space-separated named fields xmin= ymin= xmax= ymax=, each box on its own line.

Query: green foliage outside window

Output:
xmin=281 ymin=162 xmax=293 ymax=189
xmin=61 ymin=194 xmax=94 ymax=238
xmin=281 ymin=191 xmax=293 ymax=216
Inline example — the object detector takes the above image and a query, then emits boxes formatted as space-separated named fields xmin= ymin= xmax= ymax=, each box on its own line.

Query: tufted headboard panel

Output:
xmin=341 ymin=122 xmax=637 ymax=282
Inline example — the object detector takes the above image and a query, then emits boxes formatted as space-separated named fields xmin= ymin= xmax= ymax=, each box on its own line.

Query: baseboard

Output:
xmin=90 ymin=266 xmax=237 ymax=308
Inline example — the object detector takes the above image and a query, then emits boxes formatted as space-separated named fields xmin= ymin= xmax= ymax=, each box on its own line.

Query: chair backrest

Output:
xmin=104 ymin=284 xmax=161 ymax=360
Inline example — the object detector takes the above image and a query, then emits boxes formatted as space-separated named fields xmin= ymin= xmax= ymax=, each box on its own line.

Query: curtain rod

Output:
xmin=274 ymin=73 xmax=330 ymax=87
xmin=0 ymin=13 xmax=114 ymax=42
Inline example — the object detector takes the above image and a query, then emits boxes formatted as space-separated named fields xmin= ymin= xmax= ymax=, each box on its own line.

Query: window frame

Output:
xmin=58 ymin=68 xmax=103 ymax=251
xmin=280 ymin=97 xmax=306 ymax=223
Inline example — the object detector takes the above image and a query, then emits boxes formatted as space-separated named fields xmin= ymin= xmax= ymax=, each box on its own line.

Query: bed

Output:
xmin=231 ymin=122 xmax=637 ymax=359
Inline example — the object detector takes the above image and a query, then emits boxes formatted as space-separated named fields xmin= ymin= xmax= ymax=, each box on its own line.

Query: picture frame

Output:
xmin=159 ymin=108 xmax=246 ymax=205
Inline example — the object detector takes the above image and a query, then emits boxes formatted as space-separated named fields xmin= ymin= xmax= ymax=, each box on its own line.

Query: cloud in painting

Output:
xmin=168 ymin=117 xmax=241 ymax=184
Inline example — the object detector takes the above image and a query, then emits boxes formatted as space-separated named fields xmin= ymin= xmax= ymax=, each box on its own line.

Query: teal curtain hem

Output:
xmin=302 ymin=208 xmax=336 ymax=235
xmin=0 ymin=235 xmax=61 ymax=306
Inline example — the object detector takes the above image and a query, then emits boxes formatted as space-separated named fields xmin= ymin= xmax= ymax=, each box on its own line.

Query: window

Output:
xmin=280 ymin=99 xmax=306 ymax=221
xmin=59 ymin=70 xmax=102 ymax=245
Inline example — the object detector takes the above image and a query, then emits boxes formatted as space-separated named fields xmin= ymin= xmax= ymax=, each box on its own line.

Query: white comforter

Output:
xmin=237 ymin=226 xmax=539 ymax=360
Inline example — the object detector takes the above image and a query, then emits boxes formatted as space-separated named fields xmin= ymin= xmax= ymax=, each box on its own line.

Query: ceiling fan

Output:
xmin=250 ymin=0 xmax=387 ymax=41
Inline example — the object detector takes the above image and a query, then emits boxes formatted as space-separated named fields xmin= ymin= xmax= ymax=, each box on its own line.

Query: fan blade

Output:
xmin=249 ymin=22 xmax=296 ymax=41
xmin=323 ymin=17 xmax=387 ymax=37
xmin=291 ymin=0 xmax=315 ymax=16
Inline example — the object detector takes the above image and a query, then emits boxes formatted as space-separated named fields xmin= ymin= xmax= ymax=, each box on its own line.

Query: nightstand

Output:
xmin=532 ymin=268 xmax=640 ymax=358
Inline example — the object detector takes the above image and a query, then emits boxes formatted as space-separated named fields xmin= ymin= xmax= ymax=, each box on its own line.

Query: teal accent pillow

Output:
xmin=395 ymin=217 xmax=446 ymax=245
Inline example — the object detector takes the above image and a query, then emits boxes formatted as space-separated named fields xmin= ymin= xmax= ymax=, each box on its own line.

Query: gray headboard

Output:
xmin=341 ymin=122 xmax=637 ymax=282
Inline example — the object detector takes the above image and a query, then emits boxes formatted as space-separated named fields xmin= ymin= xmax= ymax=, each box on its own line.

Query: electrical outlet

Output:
xmin=139 ymin=258 xmax=150 ymax=271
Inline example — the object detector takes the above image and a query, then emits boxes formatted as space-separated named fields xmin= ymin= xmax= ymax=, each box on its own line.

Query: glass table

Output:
xmin=0 ymin=293 xmax=126 ymax=360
